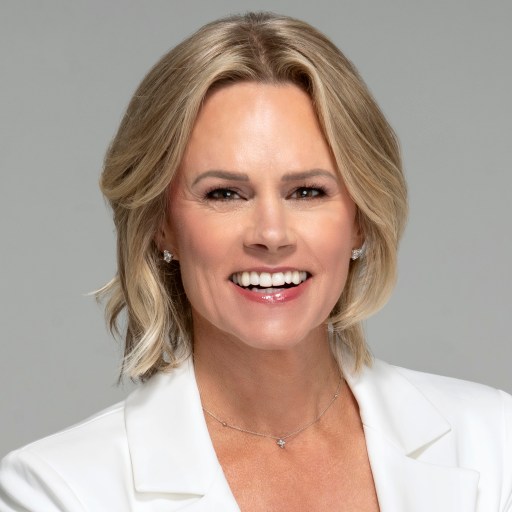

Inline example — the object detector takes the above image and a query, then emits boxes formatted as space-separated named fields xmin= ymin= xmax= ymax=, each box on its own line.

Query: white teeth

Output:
xmin=250 ymin=271 xmax=259 ymax=286
xmin=241 ymin=272 xmax=251 ymax=287
xmin=271 ymin=272 xmax=285 ymax=286
xmin=232 ymin=270 xmax=308 ymax=288
xmin=259 ymin=272 xmax=272 ymax=288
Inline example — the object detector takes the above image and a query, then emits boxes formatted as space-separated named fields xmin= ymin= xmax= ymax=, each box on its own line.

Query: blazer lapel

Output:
xmin=344 ymin=358 xmax=479 ymax=512
xmin=124 ymin=354 xmax=480 ymax=511
xmin=124 ymin=357 xmax=240 ymax=510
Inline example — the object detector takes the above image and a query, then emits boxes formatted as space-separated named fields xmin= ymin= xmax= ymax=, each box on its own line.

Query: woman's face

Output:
xmin=163 ymin=82 xmax=360 ymax=350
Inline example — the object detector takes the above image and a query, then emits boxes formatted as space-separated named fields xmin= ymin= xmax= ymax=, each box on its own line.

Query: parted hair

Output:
xmin=98 ymin=12 xmax=408 ymax=381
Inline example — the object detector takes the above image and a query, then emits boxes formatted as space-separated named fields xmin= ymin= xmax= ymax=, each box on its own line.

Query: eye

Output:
xmin=205 ymin=188 xmax=242 ymax=201
xmin=290 ymin=186 xmax=326 ymax=199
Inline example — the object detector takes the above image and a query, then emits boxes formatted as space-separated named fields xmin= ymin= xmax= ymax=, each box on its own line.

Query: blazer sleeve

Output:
xmin=0 ymin=448 xmax=86 ymax=512
xmin=501 ymin=390 xmax=512 ymax=512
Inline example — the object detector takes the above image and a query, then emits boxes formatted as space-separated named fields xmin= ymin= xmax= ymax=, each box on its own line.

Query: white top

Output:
xmin=0 ymin=357 xmax=511 ymax=511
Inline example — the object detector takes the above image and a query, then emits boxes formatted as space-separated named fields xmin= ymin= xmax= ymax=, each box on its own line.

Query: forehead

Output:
xmin=178 ymin=82 xmax=337 ymax=178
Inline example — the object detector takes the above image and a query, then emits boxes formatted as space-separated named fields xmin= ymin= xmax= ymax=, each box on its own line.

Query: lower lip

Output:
xmin=231 ymin=278 xmax=310 ymax=304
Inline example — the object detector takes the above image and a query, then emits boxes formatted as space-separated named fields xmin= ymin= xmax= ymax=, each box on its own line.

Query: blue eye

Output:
xmin=291 ymin=187 xmax=326 ymax=199
xmin=205 ymin=188 xmax=242 ymax=200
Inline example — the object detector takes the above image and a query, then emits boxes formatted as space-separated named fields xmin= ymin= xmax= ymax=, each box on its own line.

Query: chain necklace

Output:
xmin=201 ymin=373 xmax=343 ymax=449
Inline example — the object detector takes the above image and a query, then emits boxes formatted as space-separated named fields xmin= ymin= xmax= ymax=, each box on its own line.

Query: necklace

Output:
xmin=201 ymin=373 xmax=343 ymax=449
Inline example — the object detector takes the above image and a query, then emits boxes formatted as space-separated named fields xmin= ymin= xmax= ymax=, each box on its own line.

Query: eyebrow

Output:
xmin=192 ymin=170 xmax=249 ymax=185
xmin=192 ymin=168 xmax=337 ymax=185
xmin=281 ymin=169 xmax=338 ymax=183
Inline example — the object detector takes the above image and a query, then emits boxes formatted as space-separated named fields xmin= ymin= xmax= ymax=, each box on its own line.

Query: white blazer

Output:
xmin=0 ymin=357 xmax=511 ymax=511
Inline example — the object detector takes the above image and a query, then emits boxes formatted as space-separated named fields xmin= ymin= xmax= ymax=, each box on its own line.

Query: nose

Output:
xmin=243 ymin=196 xmax=296 ymax=254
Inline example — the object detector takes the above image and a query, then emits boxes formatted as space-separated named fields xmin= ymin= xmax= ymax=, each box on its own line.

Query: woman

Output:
xmin=0 ymin=12 xmax=510 ymax=512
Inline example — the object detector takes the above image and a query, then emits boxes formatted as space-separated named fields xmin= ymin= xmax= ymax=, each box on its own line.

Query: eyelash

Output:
xmin=204 ymin=185 xmax=328 ymax=201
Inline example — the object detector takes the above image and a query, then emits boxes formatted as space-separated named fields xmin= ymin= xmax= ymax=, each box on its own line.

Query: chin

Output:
xmin=230 ymin=322 xmax=324 ymax=352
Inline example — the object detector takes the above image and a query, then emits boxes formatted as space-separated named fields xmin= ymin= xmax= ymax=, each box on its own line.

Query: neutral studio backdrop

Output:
xmin=1 ymin=0 xmax=511 ymax=457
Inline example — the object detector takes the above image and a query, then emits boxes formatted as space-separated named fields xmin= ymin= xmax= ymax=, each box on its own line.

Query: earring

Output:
xmin=163 ymin=250 xmax=173 ymax=263
xmin=351 ymin=247 xmax=364 ymax=261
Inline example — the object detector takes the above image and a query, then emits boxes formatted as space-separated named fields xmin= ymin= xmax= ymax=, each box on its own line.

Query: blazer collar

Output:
xmin=124 ymin=357 xmax=225 ymax=496
xmin=343 ymin=356 xmax=479 ymax=511
xmin=342 ymin=356 xmax=450 ymax=455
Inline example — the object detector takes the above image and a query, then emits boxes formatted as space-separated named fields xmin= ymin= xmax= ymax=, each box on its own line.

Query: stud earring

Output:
xmin=351 ymin=247 xmax=364 ymax=261
xmin=163 ymin=250 xmax=173 ymax=263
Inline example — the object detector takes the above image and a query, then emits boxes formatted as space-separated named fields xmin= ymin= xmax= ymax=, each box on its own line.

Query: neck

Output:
xmin=192 ymin=321 xmax=341 ymax=436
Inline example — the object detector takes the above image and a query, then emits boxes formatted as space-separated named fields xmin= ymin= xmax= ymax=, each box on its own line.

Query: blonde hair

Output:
xmin=98 ymin=12 xmax=407 ymax=381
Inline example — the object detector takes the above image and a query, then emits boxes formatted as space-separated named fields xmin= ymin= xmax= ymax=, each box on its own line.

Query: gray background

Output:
xmin=1 ymin=0 xmax=510 ymax=457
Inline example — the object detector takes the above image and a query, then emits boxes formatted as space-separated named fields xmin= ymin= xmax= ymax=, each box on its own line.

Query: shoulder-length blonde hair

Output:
xmin=98 ymin=12 xmax=407 ymax=381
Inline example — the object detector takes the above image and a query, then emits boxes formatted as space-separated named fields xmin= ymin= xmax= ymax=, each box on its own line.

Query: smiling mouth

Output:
xmin=230 ymin=270 xmax=310 ymax=293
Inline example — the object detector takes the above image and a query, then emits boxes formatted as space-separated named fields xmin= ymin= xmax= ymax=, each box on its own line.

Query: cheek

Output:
xmin=306 ymin=210 xmax=355 ymax=305
xmin=178 ymin=208 xmax=231 ymax=254
xmin=171 ymin=209 xmax=231 ymax=297
xmin=175 ymin=240 xmax=222 ymax=320
xmin=304 ymin=207 xmax=356 ymax=260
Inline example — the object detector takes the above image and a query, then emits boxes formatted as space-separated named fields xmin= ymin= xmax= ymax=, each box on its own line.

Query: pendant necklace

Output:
xmin=201 ymin=373 xmax=343 ymax=449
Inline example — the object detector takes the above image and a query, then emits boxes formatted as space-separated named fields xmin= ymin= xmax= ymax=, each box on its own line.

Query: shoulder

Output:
xmin=356 ymin=359 xmax=512 ymax=509
xmin=350 ymin=357 xmax=512 ymax=455
xmin=391 ymin=363 xmax=512 ymax=509
xmin=0 ymin=365 xmax=200 ymax=510
xmin=378 ymin=361 xmax=511 ymax=477
xmin=389 ymin=362 xmax=512 ymax=429
xmin=390 ymin=362 xmax=511 ymax=412
xmin=6 ymin=399 xmax=127 ymax=463
xmin=370 ymin=359 xmax=512 ymax=431
xmin=0 ymin=400 xmax=130 ymax=510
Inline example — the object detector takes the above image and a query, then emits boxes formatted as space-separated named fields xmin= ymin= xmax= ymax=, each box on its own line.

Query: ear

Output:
xmin=154 ymin=215 xmax=180 ymax=261
xmin=352 ymin=209 xmax=364 ymax=249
